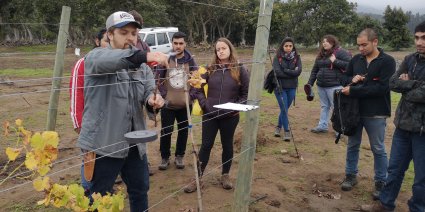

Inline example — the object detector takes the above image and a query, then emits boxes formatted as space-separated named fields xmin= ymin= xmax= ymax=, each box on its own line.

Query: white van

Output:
xmin=138 ymin=27 xmax=178 ymax=53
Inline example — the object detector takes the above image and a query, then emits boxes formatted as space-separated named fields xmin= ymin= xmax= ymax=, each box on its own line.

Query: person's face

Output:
xmin=95 ymin=32 xmax=108 ymax=48
xmin=216 ymin=41 xmax=231 ymax=62
xmin=357 ymin=35 xmax=378 ymax=56
xmin=107 ymin=24 xmax=138 ymax=49
xmin=283 ymin=41 xmax=293 ymax=53
xmin=322 ymin=39 xmax=333 ymax=50
xmin=172 ymin=37 xmax=186 ymax=55
xmin=415 ymin=31 xmax=425 ymax=54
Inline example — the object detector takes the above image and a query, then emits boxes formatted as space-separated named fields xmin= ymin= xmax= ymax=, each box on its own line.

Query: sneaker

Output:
xmin=274 ymin=127 xmax=281 ymax=137
xmin=184 ymin=178 xmax=202 ymax=193
xmin=311 ymin=127 xmax=328 ymax=133
xmin=341 ymin=174 xmax=358 ymax=191
xmin=372 ymin=181 xmax=385 ymax=200
xmin=360 ymin=202 xmax=394 ymax=212
xmin=175 ymin=155 xmax=185 ymax=169
xmin=283 ymin=131 xmax=291 ymax=142
xmin=221 ymin=174 xmax=233 ymax=190
xmin=158 ymin=158 xmax=170 ymax=170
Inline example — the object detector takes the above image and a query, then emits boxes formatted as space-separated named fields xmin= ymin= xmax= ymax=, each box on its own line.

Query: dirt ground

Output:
xmin=0 ymin=48 xmax=413 ymax=212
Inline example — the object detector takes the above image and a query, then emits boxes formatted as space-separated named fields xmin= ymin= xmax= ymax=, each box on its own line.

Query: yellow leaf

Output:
xmin=33 ymin=176 xmax=50 ymax=191
xmin=30 ymin=133 xmax=44 ymax=150
xmin=42 ymin=131 xmax=59 ymax=148
xmin=3 ymin=121 xmax=9 ymax=136
xmin=15 ymin=119 xmax=22 ymax=126
xmin=37 ymin=198 xmax=48 ymax=206
xmin=37 ymin=165 xmax=50 ymax=176
xmin=25 ymin=152 xmax=38 ymax=170
xmin=5 ymin=147 xmax=21 ymax=161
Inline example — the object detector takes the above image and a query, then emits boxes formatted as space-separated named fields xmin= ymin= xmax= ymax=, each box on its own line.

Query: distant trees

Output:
xmin=383 ymin=6 xmax=412 ymax=50
xmin=0 ymin=0 xmax=422 ymax=48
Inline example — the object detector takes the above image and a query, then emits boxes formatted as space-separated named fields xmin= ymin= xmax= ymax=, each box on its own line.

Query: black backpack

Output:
xmin=331 ymin=89 xmax=360 ymax=144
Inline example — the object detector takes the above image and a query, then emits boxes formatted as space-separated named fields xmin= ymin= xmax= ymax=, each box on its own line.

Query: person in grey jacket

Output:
xmin=272 ymin=37 xmax=302 ymax=141
xmin=307 ymin=34 xmax=352 ymax=134
xmin=361 ymin=21 xmax=425 ymax=212
xmin=77 ymin=11 xmax=168 ymax=211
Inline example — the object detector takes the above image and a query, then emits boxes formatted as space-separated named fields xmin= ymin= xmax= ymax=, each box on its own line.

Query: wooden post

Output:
xmin=184 ymin=73 xmax=203 ymax=211
xmin=233 ymin=0 xmax=273 ymax=211
xmin=46 ymin=6 xmax=71 ymax=131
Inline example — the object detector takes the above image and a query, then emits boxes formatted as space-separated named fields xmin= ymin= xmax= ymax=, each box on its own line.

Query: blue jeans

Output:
xmin=316 ymin=86 xmax=342 ymax=130
xmin=81 ymin=163 xmax=91 ymax=191
xmin=379 ymin=128 xmax=425 ymax=212
xmin=90 ymin=146 xmax=149 ymax=212
xmin=345 ymin=117 xmax=388 ymax=182
xmin=274 ymin=88 xmax=296 ymax=131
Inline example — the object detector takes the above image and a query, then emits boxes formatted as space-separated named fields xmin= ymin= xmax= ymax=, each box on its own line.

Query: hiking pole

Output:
xmin=183 ymin=71 xmax=203 ymax=211
xmin=267 ymin=49 xmax=303 ymax=161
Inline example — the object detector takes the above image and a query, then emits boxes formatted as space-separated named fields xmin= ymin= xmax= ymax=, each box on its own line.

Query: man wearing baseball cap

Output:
xmin=77 ymin=11 xmax=168 ymax=211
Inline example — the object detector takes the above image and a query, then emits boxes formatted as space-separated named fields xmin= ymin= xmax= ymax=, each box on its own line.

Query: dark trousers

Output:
xmin=198 ymin=115 xmax=239 ymax=175
xmin=160 ymin=107 xmax=189 ymax=159
xmin=90 ymin=146 xmax=149 ymax=212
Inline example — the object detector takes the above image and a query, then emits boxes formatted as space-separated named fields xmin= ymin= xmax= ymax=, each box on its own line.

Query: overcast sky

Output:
xmin=349 ymin=0 xmax=423 ymax=11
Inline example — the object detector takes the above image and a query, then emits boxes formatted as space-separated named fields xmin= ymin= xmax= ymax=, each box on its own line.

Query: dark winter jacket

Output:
xmin=272 ymin=54 xmax=302 ymax=89
xmin=194 ymin=65 xmax=250 ymax=119
xmin=390 ymin=53 xmax=425 ymax=134
xmin=308 ymin=47 xmax=352 ymax=87
xmin=341 ymin=48 xmax=396 ymax=117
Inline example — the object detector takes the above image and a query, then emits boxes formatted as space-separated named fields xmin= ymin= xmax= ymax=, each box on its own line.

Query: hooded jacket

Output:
xmin=157 ymin=49 xmax=198 ymax=109
xmin=390 ymin=53 xmax=425 ymax=134
xmin=78 ymin=46 xmax=154 ymax=159
xmin=308 ymin=47 xmax=352 ymax=87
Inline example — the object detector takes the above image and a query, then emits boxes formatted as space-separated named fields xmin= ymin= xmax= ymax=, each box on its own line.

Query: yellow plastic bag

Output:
xmin=192 ymin=84 xmax=208 ymax=116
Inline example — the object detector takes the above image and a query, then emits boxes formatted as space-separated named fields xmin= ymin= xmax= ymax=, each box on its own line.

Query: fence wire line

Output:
xmin=177 ymin=0 xmax=251 ymax=13
xmin=144 ymin=145 xmax=254 ymax=212
xmin=0 ymin=61 xmax=263 ymax=85
xmin=0 ymin=98 xmax=251 ymax=184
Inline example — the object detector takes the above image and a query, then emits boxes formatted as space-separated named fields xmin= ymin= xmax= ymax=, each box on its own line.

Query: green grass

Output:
xmin=401 ymin=162 xmax=415 ymax=192
xmin=10 ymin=45 xmax=57 ymax=53
xmin=0 ymin=68 xmax=55 ymax=78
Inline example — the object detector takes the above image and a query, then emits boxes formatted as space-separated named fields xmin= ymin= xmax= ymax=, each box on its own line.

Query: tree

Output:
xmin=383 ymin=6 xmax=412 ymax=50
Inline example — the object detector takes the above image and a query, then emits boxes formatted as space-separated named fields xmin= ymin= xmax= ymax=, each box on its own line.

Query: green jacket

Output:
xmin=390 ymin=53 xmax=425 ymax=134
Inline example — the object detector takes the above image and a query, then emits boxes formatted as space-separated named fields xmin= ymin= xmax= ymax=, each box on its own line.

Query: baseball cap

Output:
xmin=106 ymin=11 xmax=142 ymax=30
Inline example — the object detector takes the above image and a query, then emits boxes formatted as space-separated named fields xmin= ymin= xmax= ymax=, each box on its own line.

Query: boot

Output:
xmin=221 ymin=174 xmax=233 ymax=190
xmin=372 ymin=181 xmax=385 ymax=200
xmin=341 ymin=174 xmax=358 ymax=191
xmin=360 ymin=202 xmax=394 ymax=212
xmin=158 ymin=158 xmax=170 ymax=170
xmin=283 ymin=131 xmax=291 ymax=142
xmin=175 ymin=155 xmax=185 ymax=169
xmin=274 ymin=127 xmax=281 ymax=137
xmin=184 ymin=178 xmax=202 ymax=193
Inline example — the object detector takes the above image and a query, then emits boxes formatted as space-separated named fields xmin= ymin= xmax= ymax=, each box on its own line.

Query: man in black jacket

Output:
xmin=339 ymin=28 xmax=395 ymax=200
xmin=361 ymin=21 xmax=425 ymax=212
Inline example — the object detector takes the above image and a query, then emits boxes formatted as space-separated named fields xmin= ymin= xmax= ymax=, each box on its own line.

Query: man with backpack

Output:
xmin=361 ymin=21 xmax=425 ymax=212
xmin=339 ymin=28 xmax=395 ymax=199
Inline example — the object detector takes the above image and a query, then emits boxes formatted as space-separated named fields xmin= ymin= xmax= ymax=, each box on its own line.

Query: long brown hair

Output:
xmin=317 ymin=34 xmax=340 ymax=59
xmin=209 ymin=37 xmax=241 ymax=84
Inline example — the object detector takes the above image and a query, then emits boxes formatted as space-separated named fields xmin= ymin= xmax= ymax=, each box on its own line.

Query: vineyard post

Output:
xmin=233 ymin=0 xmax=273 ymax=211
xmin=46 ymin=6 xmax=71 ymax=131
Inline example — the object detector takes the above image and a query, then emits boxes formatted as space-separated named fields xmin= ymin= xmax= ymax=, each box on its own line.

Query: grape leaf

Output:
xmin=25 ymin=152 xmax=37 ymax=170
xmin=42 ymin=131 xmax=59 ymax=148
xmin=33 ymin=176 xmax=50 ymax=191
xmin=5 ymin=147 xmax=21 ymax=161
xmin=3 ymin=121 xmax=10 ymax=136
xmin=37 ymin=165 xmax=51 ymax=176
xmin=30 ymin=133 xmax=44 ymax=150
xmin=15 ymin=119 xmax=23 ymax=126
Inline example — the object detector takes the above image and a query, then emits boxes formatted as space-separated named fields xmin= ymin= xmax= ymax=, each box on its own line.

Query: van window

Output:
xmin=139 ymin=33 xmax=145 ymax=41
xmin=145 ymin=34 xmax=156 ymax=46
xmin=157 ymin=33 xmax=169 ymax=45
xmin=168 ymin=32 xmax=176 ymax=41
